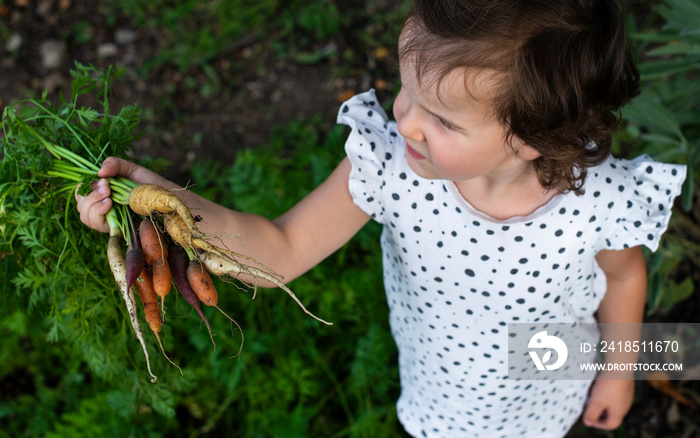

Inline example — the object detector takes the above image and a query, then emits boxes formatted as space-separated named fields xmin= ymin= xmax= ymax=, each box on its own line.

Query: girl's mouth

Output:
xmin=406 ymin=144 xmax=425 ymax=160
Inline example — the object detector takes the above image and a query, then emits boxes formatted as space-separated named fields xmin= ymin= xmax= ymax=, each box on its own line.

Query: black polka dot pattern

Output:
xmin=338 ymin=90 xmax=687 ymax=438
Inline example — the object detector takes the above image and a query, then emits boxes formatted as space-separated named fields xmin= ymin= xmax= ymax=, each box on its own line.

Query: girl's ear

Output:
xmin=511 ymin=136 xmax=541 ymax=161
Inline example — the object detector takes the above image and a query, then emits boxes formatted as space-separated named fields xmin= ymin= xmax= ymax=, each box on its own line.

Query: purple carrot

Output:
xmin=168 ymin=244 xmax=216 ymax=349
xmin=125 ymin=246 xmax=146 ymax=292
xmin=125 ymin=217 xmax=146 ymax=292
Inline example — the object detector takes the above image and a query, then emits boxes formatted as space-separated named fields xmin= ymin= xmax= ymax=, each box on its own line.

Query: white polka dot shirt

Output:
xmin=338 ymin=90 xmax=686 ymax=438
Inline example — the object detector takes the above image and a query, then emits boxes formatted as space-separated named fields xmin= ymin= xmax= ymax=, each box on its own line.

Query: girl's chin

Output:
xmin=405 ymin=153 xmax=435 ymax=179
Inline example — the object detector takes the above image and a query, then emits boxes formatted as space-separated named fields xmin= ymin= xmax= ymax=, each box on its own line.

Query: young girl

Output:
xmin=77 ymin=0 xmax=686 ymax=436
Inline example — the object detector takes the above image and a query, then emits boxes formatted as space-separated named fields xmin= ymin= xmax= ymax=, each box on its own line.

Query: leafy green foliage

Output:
xmin=103 ymin=0 xmax=351 ymax=71
xmin=101 ymin=0 xmax=406 ymax=77
xmin=269 ymin=0 xmax=343 ymax=63
xmin=0 ymin=65 xmax=187 ymax=436
xmin=618 ymin=0 xmax=700 ymax=315
xmin=1 ymin=65 xmax=135 ymax=328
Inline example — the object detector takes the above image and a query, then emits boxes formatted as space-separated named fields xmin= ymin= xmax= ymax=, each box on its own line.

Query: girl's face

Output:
xmin=392 ymin=44 xmax=539 ymax=185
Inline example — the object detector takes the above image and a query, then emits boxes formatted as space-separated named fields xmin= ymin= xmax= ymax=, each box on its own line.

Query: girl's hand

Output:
xmin=75 ymin=157 xmax=176 ymax=233
xmin=75 ymin=177 xmax=113 ymax=233
xmin=582 ymin=378 xmax=635 ymax=430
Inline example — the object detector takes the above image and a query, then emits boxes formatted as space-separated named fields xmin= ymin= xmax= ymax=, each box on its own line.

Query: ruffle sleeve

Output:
xmin=337 ymin=89 xmax=401 ymax=224
xmin=601 ymin=155 xmax=686 ymax=252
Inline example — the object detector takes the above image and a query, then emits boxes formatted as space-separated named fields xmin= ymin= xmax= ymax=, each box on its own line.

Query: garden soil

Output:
xmin=0 ymin=0 xmax=392 ymax=186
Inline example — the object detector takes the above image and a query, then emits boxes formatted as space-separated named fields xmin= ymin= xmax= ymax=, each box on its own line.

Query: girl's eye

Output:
xmin=439 ymin=118 xmax=454 ymax=130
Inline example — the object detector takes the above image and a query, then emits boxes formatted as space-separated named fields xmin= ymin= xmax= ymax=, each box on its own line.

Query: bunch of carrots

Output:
xmin=1 ymin=64 xmax=330 ymax=383
xmin=105 ymin=180 xmax=331 ymax=382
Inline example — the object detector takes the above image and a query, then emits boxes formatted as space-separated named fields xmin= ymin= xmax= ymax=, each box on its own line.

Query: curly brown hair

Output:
xmin=400 ymin=0 xmax=640 ymax=194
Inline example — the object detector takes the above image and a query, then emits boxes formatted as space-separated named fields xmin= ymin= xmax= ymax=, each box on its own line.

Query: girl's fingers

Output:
xmin=75 ymin=178 xmax=112 ymax=233
xmin=582 ymin=404 xmax=605 ymax=428
xmin=583 ymin=399 xmax=620 ymax=430
xmin=98 ymin=157 xmax=171 ymax=187
xmin=97 ymin=157 xmax=137 ymax=178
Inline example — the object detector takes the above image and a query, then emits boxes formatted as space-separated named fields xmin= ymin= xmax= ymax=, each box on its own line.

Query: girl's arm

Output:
xmin=76 ymin=157 xmax=371 ymax=285
xmin=595 ymin=246 xmax=648 ymax=325
xmin=583 ymin=246 xmax=647 ymax=430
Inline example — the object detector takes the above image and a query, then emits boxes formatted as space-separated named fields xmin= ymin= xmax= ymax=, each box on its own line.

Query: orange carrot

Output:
xmin=134 ymin=268 xmax=182 ymax=374
xmin=151 ymin=263 xmax=171 ymax=299
xmin=186 ymin=259 xmax=244 ymax=357
xmin=187 ymin=259 xmax=217 ymax=307
xmin=139 ymin=219 xmax=172 ymax=298
xmin=134 ymin=268 xmax=162 ymax=333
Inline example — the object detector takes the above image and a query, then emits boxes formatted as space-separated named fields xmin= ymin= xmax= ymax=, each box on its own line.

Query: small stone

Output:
xmin=97 ymin=43 xmax=119 ymax=59
xmin=39 ymin=39 xmax=66 ymax=70
xmin=114 ymin=29 xmax=137 ymax=46
xmin=5 ymin=33 xmax=21 ymax=52
xmin=36 ymin=0 xmax=52 ymax=17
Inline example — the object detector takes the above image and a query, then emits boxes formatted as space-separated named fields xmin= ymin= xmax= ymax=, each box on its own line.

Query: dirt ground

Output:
xmin=0 ymin=0 xmax=397 ymax=185
xmin=2 ymin=1 xmax=700 ymax=437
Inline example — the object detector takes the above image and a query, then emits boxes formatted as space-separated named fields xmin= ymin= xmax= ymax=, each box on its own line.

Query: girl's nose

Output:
xmin=394 ymin=89 xmax=426 ymax=143
xmin=396 ymin=109 xmax=426 ymax=143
